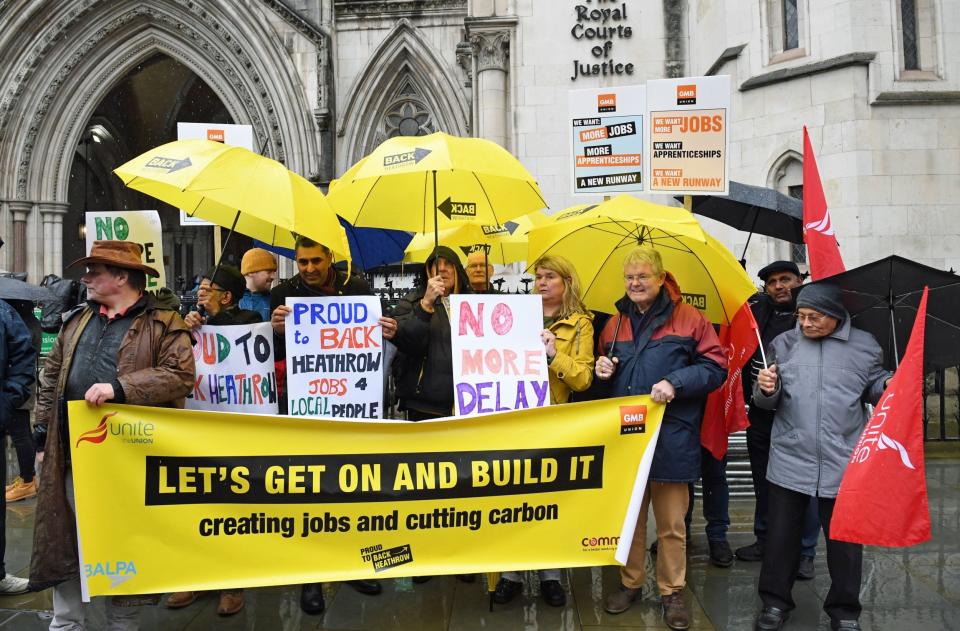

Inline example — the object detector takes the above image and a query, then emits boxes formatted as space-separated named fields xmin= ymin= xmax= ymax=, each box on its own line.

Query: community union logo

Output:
xmin=75 ymin=412 xmax=117 ymax=447
xmin=581 ymin=535 xmax=619 ymax=551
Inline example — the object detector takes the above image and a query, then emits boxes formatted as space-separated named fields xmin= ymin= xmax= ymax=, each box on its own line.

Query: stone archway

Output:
xmin=0 ymin=0 xmax=330 ymax=281
xmin=337 ymin=18 xmax=470 ymax=173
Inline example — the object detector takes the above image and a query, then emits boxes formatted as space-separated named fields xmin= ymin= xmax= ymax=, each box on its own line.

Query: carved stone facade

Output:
xmin=1 ymin=0 xmax=956 ymax=280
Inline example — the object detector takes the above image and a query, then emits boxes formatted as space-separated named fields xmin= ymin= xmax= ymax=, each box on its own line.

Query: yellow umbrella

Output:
xmin=327 ymin=132 xmax=547 ymax=240
xmin=403 ymin=210 xmax=547 ymax=264
xmin=114 ymin=139 xmax=351 ymax=262
xmin=527 ymin=195 xmax=756 ymax=325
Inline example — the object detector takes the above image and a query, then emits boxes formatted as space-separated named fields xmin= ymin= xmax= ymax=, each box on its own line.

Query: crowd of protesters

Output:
xmin=0 ymin=237 xmax=891 ymax=631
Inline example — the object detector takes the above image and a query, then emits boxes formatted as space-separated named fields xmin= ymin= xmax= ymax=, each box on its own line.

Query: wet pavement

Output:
xmin=1 ymin=454 xmax=957 ymax=630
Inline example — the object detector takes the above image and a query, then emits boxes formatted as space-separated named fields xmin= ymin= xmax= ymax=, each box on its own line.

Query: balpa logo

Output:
xmin=676 ymin=84 xmax=697 ymax=105
xmin=619 ymin=405 xmax=647 ymax=435
xmin=75 ymin=412 xmax=156 ymax=447
xmin=206 ymin=129 xmax=225 ymax=143
xmin=581 ymin=535 xmax=620 ymax=550
xmin=85 ymin=561 xmax=137 ymax=588
xmin=597 ymin=93 xmax=617 ymax=113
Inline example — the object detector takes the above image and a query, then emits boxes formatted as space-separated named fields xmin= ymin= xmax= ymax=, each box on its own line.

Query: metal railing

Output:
xmin=924 ymin=367 xmax=959 ymax=441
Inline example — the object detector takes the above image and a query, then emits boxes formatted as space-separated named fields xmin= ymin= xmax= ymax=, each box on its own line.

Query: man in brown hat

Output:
xmin=29 ymin=240 xmax=195 ymax=630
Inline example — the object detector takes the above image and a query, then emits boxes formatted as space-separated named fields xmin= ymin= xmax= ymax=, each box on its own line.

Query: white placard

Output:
xmin=450 ymin=294 xmax=551 ymax=417
xmin=646 ymin=75 xmax=730 ymax=195
xmin=84 ymin=210 xmax=166 ymax=290
xmin=175 ymin=122 xmax=254 ymax=226
xmin=285 ymin=296 xmax=384 ymax=419
xmin=186 ymin=322 xmax=278 ymax=414
xmin=569 ymin=85 xmax=646 ymax=195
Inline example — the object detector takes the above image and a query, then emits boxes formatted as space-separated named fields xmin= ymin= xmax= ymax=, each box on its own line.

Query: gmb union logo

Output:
xmin=581 ymin=535 xmax=620 ymax=551
xmin=619 ymin=405 xmax=647 ymax=435
xmin=75 ymin=412 xmax=156 ymax=447
xmin=85 ymin=560 xmax=137 ymax=588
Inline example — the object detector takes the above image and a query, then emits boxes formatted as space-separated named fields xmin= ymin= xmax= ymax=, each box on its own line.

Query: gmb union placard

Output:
xmin=646 ymin=76 xmax=730 ymax=195
xmin=569 ymin=85 xmax=646 ymax=195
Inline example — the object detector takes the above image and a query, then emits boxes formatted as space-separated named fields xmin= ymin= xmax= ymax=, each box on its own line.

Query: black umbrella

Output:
xmin=678 ymin=180 xmax=804 ymax=263
xmin=0 ymin=276 xmax=55 ymax=303
xmin=808 ymin=255 xmax=960 ymax=371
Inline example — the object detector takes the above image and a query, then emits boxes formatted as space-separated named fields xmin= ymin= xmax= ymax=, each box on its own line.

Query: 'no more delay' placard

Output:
xmin=285 ymin=296 xmax=384 ymax=419
xmin=451 ymin=295 xmax=550 ymax=416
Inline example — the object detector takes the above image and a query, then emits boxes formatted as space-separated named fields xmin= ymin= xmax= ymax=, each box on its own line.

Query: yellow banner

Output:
xmin=69 ymin=397 xmax=663 ymax=597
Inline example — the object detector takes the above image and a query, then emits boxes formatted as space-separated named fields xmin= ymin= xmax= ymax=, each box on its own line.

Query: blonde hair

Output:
xmin=622 ymin=246 xmax=665 ymax=276
xmin=534 ymin=254 xmax=589 ymax=319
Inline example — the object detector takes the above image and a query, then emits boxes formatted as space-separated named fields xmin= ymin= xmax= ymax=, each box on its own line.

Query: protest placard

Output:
xmin=285 ymin=296 xmax=384 ymax=419
xmin=84 ymin=210 xmax=165 ymax=290
xmin=646 ymin=75 xmax=730 ymax=195
xmin=569 ymin=85 xmax=646 ymax=195
xmin=450 ymin=294 xmax=550 ymax=417
xmin=186 ymin=322 xmax=278 ymax=414
xmin=69 ymin=395 xmax=663 ymax=596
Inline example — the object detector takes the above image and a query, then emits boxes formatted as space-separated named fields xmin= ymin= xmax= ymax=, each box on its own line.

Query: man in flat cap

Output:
xmin=737 ymin=261 xmax=821 ymax=581
xmin=752 ymin=283 xmax=891 ymax=631
xmin=184 ymin=265 xmax=261 ymax=329
xmin=29 ymin=240 xmax=195 ymax=630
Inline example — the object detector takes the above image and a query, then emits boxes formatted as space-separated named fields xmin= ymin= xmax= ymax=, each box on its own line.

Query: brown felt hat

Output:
xmin=67 ymin=240 xmax=160 ymax=277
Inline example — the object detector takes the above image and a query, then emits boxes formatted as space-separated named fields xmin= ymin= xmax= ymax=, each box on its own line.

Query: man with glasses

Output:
xmin=736 ymin=262 xmax=821 ymax=583
xmin=465 ymin=250 xmax=497 ymax=293
xmin=595 ymin=247 xmax=726 ymax=629
xmin=752 ymin=283 xmax=890 ymax=631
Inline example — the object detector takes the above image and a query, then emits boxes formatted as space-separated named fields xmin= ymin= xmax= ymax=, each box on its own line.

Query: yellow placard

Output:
xmin=69 ymin=397 xmax=663 ymax=597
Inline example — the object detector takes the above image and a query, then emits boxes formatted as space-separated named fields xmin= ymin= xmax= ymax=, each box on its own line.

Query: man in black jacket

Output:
xmin=735 ymin=261 xmax=820 ymax=581
xmin=267 ymin=236 xmax=384 ymax=614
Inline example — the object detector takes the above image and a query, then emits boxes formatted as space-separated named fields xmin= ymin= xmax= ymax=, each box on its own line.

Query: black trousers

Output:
xmin=0 ymin=424 xmax=6 ymax=575
xmin=8 ymin=409 xmax=35 ymax=481
xmin=759 ymin=483 xmax=862 ymax=623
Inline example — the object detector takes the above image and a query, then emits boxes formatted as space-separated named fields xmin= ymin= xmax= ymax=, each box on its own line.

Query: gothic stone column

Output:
xmin=468 ymin=25 xmax=513 ymax=149
xmin=39 ymin=201 xmax=70 ymax=276
xmin=7 ymin=200 xmax=33 ymax=275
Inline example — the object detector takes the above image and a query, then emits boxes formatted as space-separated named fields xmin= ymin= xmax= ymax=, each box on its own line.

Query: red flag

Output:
xmin=802 ymin=126 xmax=845 ymax=280
xmin=701 ymin=303 xmax=759 ymax=460
xmin=831 ymin=287 xmax=930 ymax=546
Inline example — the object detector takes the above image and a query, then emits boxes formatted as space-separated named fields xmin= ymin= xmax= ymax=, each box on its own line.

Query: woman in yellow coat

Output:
xmin=493 ymin=254 xmax=595 ymax=607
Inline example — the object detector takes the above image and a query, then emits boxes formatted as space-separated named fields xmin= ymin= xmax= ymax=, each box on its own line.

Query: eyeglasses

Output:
xmin=624 ymin=274 xmax=656 ymax=283
xmin=794 ymin=311 xmax=827 ymax=324
xmin=467 ymin=264 xmax=488 ymax=270
xmin=197 ymin=285 xmax=225 ymax=294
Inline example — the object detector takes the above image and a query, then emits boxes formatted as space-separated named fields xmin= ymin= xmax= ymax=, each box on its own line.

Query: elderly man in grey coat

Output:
xmin=751 ymin=283 xmax=891 ymax=631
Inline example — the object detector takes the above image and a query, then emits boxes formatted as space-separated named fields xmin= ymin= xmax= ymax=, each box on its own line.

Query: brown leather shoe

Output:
xmin=165 ymin=591 xmax=198 ymax=608
xmin=604 ymin=585 xmax=641 ymax=614
xmin=5 ymin=478 xmax=37 ymax=502
xmin=662 ymin=591 xmax=690 ymax=630
xmin=217 ymin=591 xmax=244 ymax=616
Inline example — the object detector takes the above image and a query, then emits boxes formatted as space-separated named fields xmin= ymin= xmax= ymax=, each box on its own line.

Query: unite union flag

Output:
xmin=831 ymin=287 xmax=931 ymax=547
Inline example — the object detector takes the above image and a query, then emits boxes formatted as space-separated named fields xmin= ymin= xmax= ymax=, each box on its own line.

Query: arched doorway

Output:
xmin=64 ymin=53 xmax=253 ymax=290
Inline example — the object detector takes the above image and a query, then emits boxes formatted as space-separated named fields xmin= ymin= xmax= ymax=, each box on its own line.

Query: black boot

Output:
xmin=300 ymin=583 xmax=325 ymax=615
xmin=346 ymin=579 xmax=382 ymax=595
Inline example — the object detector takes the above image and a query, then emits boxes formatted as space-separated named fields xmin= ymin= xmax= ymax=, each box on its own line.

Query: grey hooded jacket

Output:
xmin=753 ymin=315 xmax=890 ymax=498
